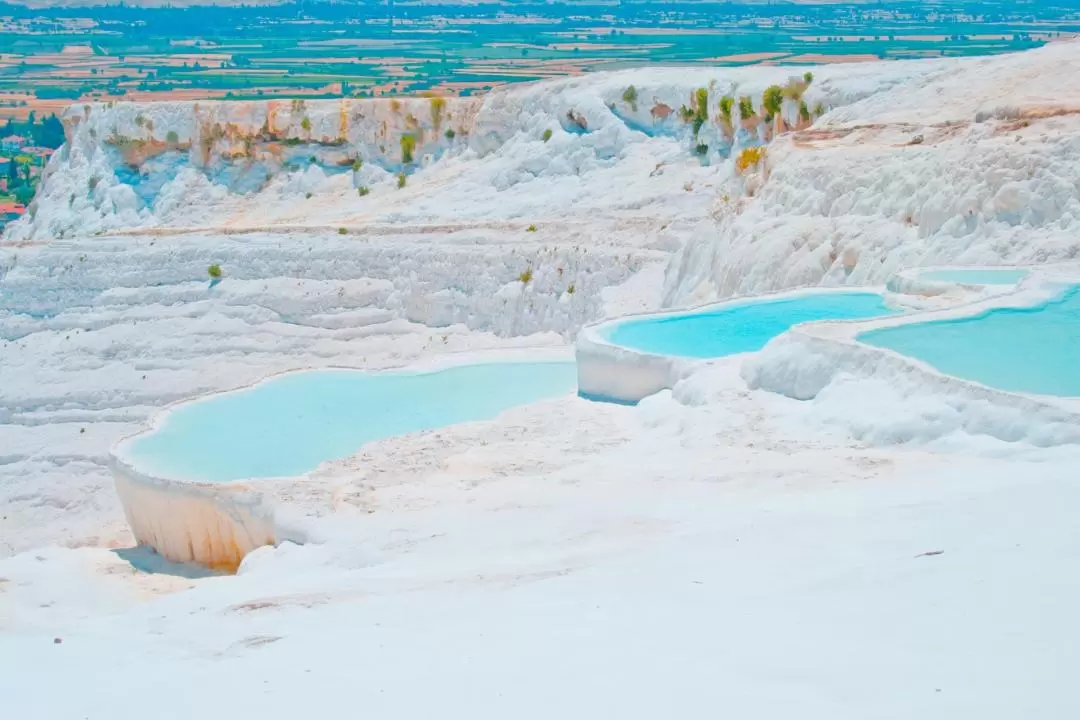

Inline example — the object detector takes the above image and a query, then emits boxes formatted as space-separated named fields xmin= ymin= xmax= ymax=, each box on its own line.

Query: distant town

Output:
xmin=0 ymin=112 xmax=63 ymax=227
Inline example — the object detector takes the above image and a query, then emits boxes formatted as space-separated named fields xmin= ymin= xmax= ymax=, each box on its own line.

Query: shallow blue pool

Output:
xmin=606 ymin=291 xmax=898 ymax=359
xmin=860 ymin=285 xmax=1080 ymax=396
xmin=920 ymin=268 xmax=1029 ymax=285
xmin=123 ymin=362 xmax=577 ymax=482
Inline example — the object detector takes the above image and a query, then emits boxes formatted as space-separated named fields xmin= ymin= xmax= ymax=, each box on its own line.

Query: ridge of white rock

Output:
xmin=8 ymin=42 xmax=1080 ymax=312
xmin=6 ymin=56 xmax=943 ymax=244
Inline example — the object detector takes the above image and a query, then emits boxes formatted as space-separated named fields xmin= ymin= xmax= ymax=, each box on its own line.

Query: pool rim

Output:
xmin=885 ymin=263 xmax=1035 ymax=296
xmin=107 ymin=347 xmax=576 ymax=568
xmin=575 ymin=285 xmax=900 ymax=405
xmin=109 ymin=346 xmax=576 ymax=488
xmin=854 ymin=281 xmax=1080 ymax=403
xmin=583 ymin=284 xmax=901 ymax=361
xmin=774 ymin=272 xmax=1080 ymax=411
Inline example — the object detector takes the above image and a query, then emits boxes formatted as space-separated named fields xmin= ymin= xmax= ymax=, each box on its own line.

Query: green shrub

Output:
xmin=358 ymin=186 xmax=370 ymax=197
xmin=718 ymin=96 xmax=734 ymax=125
xmin=400 ymin=134 xmax=417 ymax=164
xmin=166 ymin=130 xmax=179 ymax=144
xmin=352 ymin=158 xmax=363 ymax=171
xmin=338 ymin=227 xmax=347 ymax=235
xmin=87 ymin=176 xmax=98 ymax=192
xmin=566 ymin=283 xmax=575 ymax=295
xmin=783 ymin=79 xmax=804 ymax=102
xmin=397 ymin=172 xmax=407 ymax=188
xmin=804 ymin=71 xmax=814 ymax=85
xmin=430 ymin=96 xmax=446 ymax=129
xmin=813 ymin=101 xmax=827 ymax=117
xmin=207 ymin=264 xmax=222 ymax=279
xmin=799 ymin=100 xmax=811 ymax=123
xmin=622 ymin=85 xmax=638 ymax=111
xmin=762 ymin=85 xmax=784 ymax=121
xmin=518 ymin=267 xmax=533 ymax=284
xmin=526 ymin=224 xmax=537 ymax=232
xmin=300 ymin=117 xmax=312 ymax=132
xmin=694 ymin=142 xmax=709 ymax=156
xmin=445 ymin=128 xmax=456 ymax=140
xmin=542 ymin=128 xmax=552 ymax=142
xmin=675 ymin=89 xmax=712 ymax=136
xmin=738 ymin=95 xmax=755 ymax=120
xmin=690 ymin=87 xmax=709 ymax=136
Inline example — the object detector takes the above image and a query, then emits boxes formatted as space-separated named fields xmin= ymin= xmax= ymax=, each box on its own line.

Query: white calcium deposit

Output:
xmin=3 ymin=42 xmax=1080 ymax=719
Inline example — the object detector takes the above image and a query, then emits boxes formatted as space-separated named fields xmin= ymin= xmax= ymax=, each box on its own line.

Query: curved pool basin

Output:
xmin=918 ymin=268 xmax=1029 ymax=286
xmin=111 ymin=360 xmax=577 ymax=568
xmin=577 ymin=289 xmax=900 ymax=404
xmin=121 ymin=361 xmax=578 ymax=483
xmin=860 ymin=285 xmax=1080 ymax=397
xmin=605 ymin=291 xmax=898 ymax=359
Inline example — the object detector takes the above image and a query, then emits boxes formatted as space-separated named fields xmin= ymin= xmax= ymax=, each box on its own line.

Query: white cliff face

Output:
xmin=10 ymin=96 xmax=485 ymax=240
xmin=6 ymin=56 xmax=946 ymax=244
xmin=10 ymin=44 xmax=1080 ymax=310
xmin=663 ymin=41 xmax=1080 ymax=305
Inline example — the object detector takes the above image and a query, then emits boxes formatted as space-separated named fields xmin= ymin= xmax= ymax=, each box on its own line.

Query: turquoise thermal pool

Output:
xmin=605 ymin=291 xmax=898 ymax=359
xmin=121 ymin=362 xmax=577 ymax=482
xmin=919 ymin=268 xmax=1029 ymax=285
xmin=860 ymin=285 xmax=1080 ymax=397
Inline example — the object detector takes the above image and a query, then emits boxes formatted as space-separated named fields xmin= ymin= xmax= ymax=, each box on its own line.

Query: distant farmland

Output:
xmin=0 ymin=0 xmax=1074 ymax=118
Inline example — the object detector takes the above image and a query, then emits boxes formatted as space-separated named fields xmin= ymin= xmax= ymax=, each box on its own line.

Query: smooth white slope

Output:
xmin=3 ymin=366 xmax=1080 ymax=718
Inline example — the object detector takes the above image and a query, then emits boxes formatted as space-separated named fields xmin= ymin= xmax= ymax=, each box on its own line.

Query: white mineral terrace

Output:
xmin=576 ymin=286 xmax=902 ymax=405
xmin=885 ymin=263 xmax=1034 ymax=297
xmin=744 ymin=265 xmax=1080 ymax=445
xmin=107 ymin=371 xmax=318 ymax=570
xmin=110 ymin=450 xmax=278 ymax=571
xmin=106 ymin=350 xmax=575 ymax=570
xmin=114 ymin=265 xmax=1077 ymax=571
xmin=6 ymin=41 xmax=1080 ymax=719
xmin=582 ymin=265 xmax=1080 ymax=428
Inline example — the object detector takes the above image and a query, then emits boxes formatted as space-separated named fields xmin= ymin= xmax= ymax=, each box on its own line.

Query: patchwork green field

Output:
xmin=0 ymin=0 xmax=1075 ymax=119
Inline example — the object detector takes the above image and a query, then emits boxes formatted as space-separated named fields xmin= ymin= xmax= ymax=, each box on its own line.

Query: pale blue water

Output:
xmin=860 ymin=285 xmax=1080 ymax=396
xmin=920 ymin=268 xmax=1029 ymax=285
xmin=124 ymin=362 xmax=577 ymax=482
xmin=606 ymin=292 xmax=898 ymax=359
